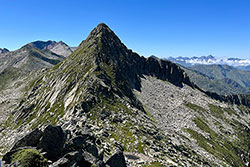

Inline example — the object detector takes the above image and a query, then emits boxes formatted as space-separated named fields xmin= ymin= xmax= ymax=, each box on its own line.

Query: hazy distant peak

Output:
xmin=28 ymin=40 xmax=57 ymax=50
xmin=27 ymin=40 xmax=75 ymax=57
xmin=0 ymin=48 xmax=10 ymax=54
xmin=166 ymin=55 xmax=250 ymax=71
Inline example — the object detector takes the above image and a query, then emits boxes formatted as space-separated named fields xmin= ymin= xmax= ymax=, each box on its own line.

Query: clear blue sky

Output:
xmin=1 ymin=0 xmax=250 ymax=59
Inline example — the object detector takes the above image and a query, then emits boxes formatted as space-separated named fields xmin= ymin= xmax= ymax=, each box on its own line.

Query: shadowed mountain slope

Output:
xmin=191 ymin=64 xmax=250 ymax=91
xmin=183 ymin=66 xmax=250 ymax=95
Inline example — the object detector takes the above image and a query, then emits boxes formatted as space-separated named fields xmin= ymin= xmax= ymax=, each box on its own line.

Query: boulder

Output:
xmin=106 ymin=151 xmax=126 ymax=167
xmin=50 ymin=151 xmax=84 ymax=167
xmin=11 ymin=128 xmax=43 ymax=151
xmin=38 ymin=125 xmax=65 ymax=161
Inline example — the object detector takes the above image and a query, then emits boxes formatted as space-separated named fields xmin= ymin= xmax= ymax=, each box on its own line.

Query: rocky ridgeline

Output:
xmin=0 ymin=44 xmax=64 ymax=73
xmin=28 ymin=40 xmax=75 ymax=57
xmin=0 ymin=23 xmax=250 ymax=167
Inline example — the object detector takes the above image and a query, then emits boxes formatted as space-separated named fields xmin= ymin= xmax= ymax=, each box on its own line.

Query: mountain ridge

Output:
xmin=1 ymin=23 xmax=250 ymax=167
xmin=27 ymin=40 xmax=75 ymax=57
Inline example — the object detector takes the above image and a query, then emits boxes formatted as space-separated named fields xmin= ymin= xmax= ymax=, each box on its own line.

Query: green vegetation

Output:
xmin=0 ymin=114 xmax=13 ymax=129
xmin=110 ymin=122 xmax=136 ymax=151
xmin=208 ymin=104 xmax=224 ymax=119
xmin=185 ymin=103 xmax=206 ymax=113
xmin=183 ymin=66 xmax=250 ymax=95
xmin=223 ymin=107 xmax=235 ymax=116
xmin=191 ymin=64 xmax=250 ymax=90
xmin=30 ymin=101 xmax=64 ymax=129
xmin=10 ymin=149 xmax=48 ymax=167
xmin=194 ymin=117 xmax=217 ymax=138
xmin=28 ymin=75 xmax=43 ymax=90
xmin=238 ymin=105 xmax=249 ymax=114
xmin=137 ymin=141 xmax=145 ymax=154
xmin=231 ymin=119 xmax=250 ymax=153
xmin=142 ymin=162 xmax=163 ymax=167
xmin=187 ymin=128 xmax=245 ymax=167
xmin=187 ymin=114 xmax=250 ymax=167
xmin=0 ymin=67 xmax=23 ymax=89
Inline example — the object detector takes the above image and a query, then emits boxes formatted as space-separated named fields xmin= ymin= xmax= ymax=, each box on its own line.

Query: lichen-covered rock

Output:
xmin=4 ymin=148 xmax=48 ymax=167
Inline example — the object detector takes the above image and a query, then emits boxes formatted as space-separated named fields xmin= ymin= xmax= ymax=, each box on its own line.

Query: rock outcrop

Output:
xmin=3 ymin=124 xmax=126 ymax=167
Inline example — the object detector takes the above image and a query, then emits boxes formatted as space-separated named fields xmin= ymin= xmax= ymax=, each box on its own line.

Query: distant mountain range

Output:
xmin=164 ymin=55 xmax=250 ymax=95
xmin=182 ymin=65 xmax=250 ymax=95
xmin=27 ymin=40 xmax=76 ymax=57
xmin=0 ymin=40 xmax=75 ymax=90
xmin=167 ymin=55 xmax=250 ymax=71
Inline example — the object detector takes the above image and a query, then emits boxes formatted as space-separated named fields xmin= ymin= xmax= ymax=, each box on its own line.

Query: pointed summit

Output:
xmin=89 ymin=23 xmax=115 ymax=37
xmin=78 ymin=23 xmax=123 ymax=52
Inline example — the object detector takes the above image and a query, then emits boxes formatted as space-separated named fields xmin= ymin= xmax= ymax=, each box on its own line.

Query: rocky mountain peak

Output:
xmin=79 ymin=23 xmax=123 ymax=51
xmin=0 ymin=48 xmax=10 ymax=54
xmin=89 ymin=23 xmax=115 ymax=38
xmin=28 ymin=40 xmax=57 ymax=50
xmin=26 ymin=40 xmax=74 ymax=57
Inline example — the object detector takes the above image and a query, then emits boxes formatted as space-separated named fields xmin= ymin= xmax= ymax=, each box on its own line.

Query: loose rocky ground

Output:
xmin=135 ymin=75 xmax=250 ymax=166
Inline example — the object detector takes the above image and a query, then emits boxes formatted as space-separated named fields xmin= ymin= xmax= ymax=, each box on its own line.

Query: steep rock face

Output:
xmin=1 ymin=23 xmax=250 ymax=167
xmin=205 ymin=91 xmax=250 ymax=107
